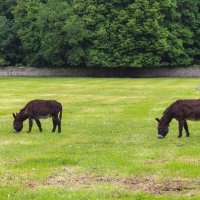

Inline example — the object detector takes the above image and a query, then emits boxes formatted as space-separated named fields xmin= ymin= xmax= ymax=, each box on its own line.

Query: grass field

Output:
xmin=1 ymin=77 xmax=200 ymax=200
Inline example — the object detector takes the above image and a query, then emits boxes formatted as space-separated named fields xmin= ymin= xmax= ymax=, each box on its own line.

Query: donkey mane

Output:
xmin=17 ymin=107 xmax=26 ymax=117
xmin=163 ymin=102 xmax=174 ymax=116
xmin=160 ymin=102 xmax=175 ymax=124
xmin=20 ymin=107 xmax=26 ymax=112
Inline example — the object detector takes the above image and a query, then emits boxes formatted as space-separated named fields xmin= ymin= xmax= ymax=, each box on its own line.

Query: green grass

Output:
xmin=1 ymin=77 xmax=200 ymax=199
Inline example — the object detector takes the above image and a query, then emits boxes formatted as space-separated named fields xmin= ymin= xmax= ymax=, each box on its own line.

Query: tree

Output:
xmin=73 ymin=0 xmax=170 ymax=67
xmin=0 ymin=16 xmax=17 ymax=66
xmin=0 ymin=0 xmax=199 ymax=67
xmin=0 ymin=0 xmax=17 ymax=19
xmin=13 ymin=0 xmax=88 ymax=67
xmin=0 ymin=0 xmax=20 ymax=66
xmin=177 ymin=0 xmax=200 ymax=64
xmin=124 ymin=0 xmax=170 ymax=67
xmin=161 ymin=0 xmax=200 ymax=66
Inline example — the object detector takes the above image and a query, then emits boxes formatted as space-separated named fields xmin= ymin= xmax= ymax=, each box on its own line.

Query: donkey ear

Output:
xmin=13 ymin=113 xmax=16 ymax=118
xmin=155 ymin=118 xmax=161 ymax=123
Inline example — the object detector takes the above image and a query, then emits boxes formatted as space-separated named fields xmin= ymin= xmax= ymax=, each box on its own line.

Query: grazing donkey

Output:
xmin=13 ymin=99 xmax=62 ymax=133
xmin=155 ymin=99 xmax=200 ymax=139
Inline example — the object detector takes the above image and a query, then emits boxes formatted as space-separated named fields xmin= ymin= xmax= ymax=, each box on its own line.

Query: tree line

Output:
xmin=0 ymin=0 xmax=199 ymax=68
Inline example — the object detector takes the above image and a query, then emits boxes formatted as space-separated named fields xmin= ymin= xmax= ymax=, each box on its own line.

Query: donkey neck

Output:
xmin=20 ymin=114 xmax=28 ymax=122
xmin=160 ymin=112 xmax=173 ymax=126
xmin=18 ymin=110 xmax=28 ymax=122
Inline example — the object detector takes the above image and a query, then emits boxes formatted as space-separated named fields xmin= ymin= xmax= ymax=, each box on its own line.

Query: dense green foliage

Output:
xmin=0 ymin=0 xmax=199 ymax=67
xmin=13 ymin=0 xmax=88 ymax=66
xmin=0 ymin=0 xmax=20 ymax=66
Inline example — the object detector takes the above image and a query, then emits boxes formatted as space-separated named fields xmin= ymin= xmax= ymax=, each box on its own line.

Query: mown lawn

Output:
xmin=1 ymin=77 xmax=200 ymax=200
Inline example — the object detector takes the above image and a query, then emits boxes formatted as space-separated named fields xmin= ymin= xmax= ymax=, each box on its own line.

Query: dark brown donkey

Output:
xmin=155 ymin=99 xmax=200 ymax=139
xmin=13 ymin=100 xmax=62 ymax=133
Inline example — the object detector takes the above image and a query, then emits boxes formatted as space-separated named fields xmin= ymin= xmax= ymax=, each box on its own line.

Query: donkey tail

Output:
xmin=59 ymin=104 xmax=62 ymax=120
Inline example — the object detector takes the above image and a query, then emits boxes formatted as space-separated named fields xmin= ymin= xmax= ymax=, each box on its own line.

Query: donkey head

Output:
xmin=155 ymin=118 xmax=169 ymax=139
xmin=13 ymin=113 xmax=23 ymax=133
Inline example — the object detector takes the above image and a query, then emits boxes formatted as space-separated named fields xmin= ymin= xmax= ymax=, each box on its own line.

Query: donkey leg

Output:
xmin=184 ymin=120 xmax=190 ymax=137
xmin=52 ymin=116 xmax=57 ymax=133
xmin=57 ymin=119 xmax=61 ymax=133
xmin=178 ymin=120 xmax=184 ymax=138
xmin=28 ymin=118 xmax=33 ymax=133
xmin=56 ymin=114 xmax=61 ymax=133
xmin=35 ymin=119 xmax=42 ymax=132
xmin=54 ymin=116 xmax=61 ymax=133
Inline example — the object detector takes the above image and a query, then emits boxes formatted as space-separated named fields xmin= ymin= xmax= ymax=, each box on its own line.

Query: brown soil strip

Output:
xmin=25 ymin=167 xmax=200 ymax=196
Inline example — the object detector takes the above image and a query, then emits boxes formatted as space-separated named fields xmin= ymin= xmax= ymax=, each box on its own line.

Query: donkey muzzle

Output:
xmin=157 ymin=134 xmax=164 ymax=139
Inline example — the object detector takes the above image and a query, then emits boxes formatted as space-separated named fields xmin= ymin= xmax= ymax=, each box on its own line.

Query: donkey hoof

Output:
xmin=186 ymin=135 xmax=190 ymax=137
xmin=177 ymin=135 xmax=182 ymax=138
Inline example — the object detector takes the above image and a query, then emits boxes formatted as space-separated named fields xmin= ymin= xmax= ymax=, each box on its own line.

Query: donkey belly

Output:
xmin=35 ymin=114 xmax=50 ymax=119
xmin=187 ymin=118 xmax=200 ymax=121
xmin=187 ymin=113 xmax=200 ymax=121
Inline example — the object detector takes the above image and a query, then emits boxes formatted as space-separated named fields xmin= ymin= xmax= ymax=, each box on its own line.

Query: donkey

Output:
xmin=13 ymin=99 xmax=62 ymax=133
xmin=155 ymin=99 xmax=200 ymax=139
